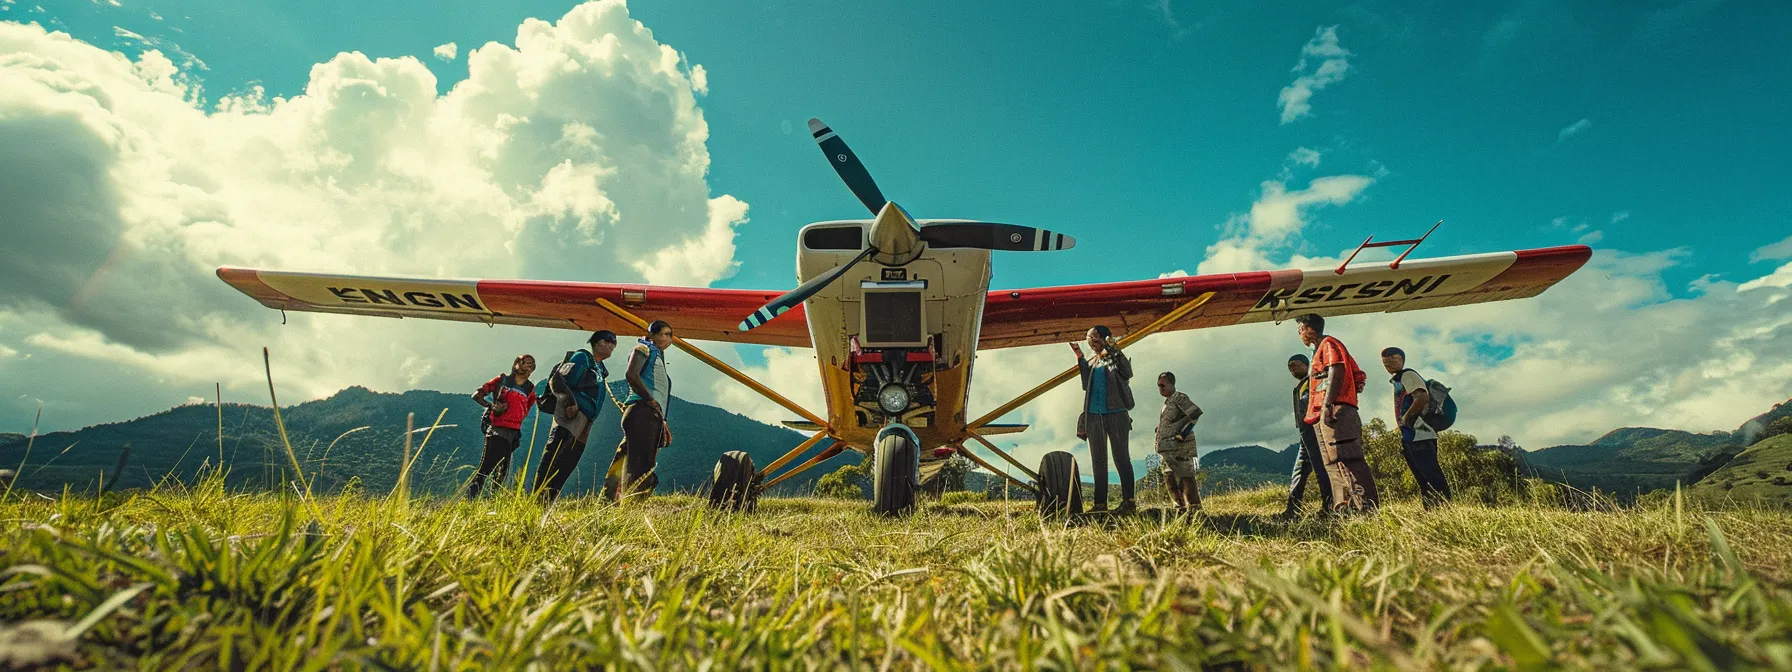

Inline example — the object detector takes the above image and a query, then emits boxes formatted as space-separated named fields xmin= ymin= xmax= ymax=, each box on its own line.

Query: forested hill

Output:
xmin=0 ymin=385 xmax=850 ymax=497
xmin=1524 ymin=398 xmax=1792 ymax=497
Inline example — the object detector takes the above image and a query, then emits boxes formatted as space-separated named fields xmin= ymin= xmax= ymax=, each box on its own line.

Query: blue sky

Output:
xmin=4 ymin=0 xmax=1790 ymax=455
xmin=33 ymin=0 xmax=1790 ymax=292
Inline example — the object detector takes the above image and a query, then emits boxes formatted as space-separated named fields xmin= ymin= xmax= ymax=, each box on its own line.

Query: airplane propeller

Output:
xmin=737 ymin=119 xmax=1076 ymax=332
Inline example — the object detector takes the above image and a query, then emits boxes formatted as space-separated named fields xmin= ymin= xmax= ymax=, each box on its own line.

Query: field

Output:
xmin=3 ymin=477 xmax=1792 ymax=670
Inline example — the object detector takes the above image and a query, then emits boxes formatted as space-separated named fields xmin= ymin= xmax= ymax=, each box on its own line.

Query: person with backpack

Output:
xmin=533 ymin=330 xmax=619 ymax=502
xmin=466 ymin=354 xmax=539 ymax=498
xmin=1381 ymin=347 xmax=1454 ymax=508
xmin=607 ymin=320 xmax=675 ymax=504
xmin=1279 ymin=353 xmax=1334 ymax=518
xmin=1295 ymin=313 xmax=1379 ymax=514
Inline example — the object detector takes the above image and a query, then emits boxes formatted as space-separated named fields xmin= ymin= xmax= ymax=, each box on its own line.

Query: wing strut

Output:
xmin=757 ymin=431 xmax=830 ymax=485
xmin=594 ymin=297 xmax=840 ymax=494
xmin=952 ymin=443 xmax=1038 ymax=494
xmin=965 ymin=291 xmax=1217 ymax=432
xmin=757 ymin=443 xmax=848 ymax=492
xmin=594 ymin=298 xmax=827 ymax=428
xmin=963 ymin=431 xmax=1040 ymax=481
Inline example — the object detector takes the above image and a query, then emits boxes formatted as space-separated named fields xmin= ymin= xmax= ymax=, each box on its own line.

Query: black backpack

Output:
xmin=1399 ymin=368 xmax=1459 ymax=431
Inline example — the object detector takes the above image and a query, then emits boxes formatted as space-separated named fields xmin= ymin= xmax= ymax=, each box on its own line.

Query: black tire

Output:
xmin=873 ymin=432 xmax=919 ymax=516
xmin=1036 ymin=451 xmax=1083 ymax=518
xmin=707 ymin=451 xmax=758 ymax=512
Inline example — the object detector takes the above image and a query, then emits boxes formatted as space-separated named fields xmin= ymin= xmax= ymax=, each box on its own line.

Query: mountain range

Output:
xmin=0 ymin=384 xmax=853 ymax=498
xmin=5 ymin=390 xmax=1788 ymax=505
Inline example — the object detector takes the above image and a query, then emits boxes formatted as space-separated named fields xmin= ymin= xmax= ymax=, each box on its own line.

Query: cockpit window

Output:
xmin=803 ymin=226 xmax=863 ymax=250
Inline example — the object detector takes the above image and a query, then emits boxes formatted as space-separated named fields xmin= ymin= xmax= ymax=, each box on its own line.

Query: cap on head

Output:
xmin=1091 ymin=325 xmax=1113 ymax=339
xmin=1288 ymin=353 xmax=1310 ymax=365
xmin=589 ymin=330 xmax=618 ymax=345
xmin=1158 ymin=371 xmax=1175 ymax=384
xmin=647 ymin=320 xmax=671 ymax=335
xmin=1381 ymin=346 xmax=1405 ymax=359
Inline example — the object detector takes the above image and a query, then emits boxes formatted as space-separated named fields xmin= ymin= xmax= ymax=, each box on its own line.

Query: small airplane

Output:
xmin=219 ymin=119 xmax=1591 ymax=515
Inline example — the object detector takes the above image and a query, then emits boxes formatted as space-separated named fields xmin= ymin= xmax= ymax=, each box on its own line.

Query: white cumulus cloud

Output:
xmin=432 ymin=41 xmax=457 ymax=61
xmin=1194 ymin=173 xmax=1377 ymax=275
xmin=1278 ymin=26 xmax=1352 ymax=125
xmin=0 ymin=0 xmax=744 ymax=430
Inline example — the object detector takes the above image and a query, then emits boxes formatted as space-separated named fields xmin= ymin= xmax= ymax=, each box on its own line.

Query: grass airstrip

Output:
xmin=3 ymin=475 xmax=1790 ymax=670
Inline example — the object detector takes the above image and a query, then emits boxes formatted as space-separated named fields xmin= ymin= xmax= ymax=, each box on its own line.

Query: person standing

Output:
xmin=610 ymin=320 xmax=675 ymax=504
xmin=1280 ymin=353 xmax=1334 ymax=518
xmin=1073 ymin=325 xmax=1137 ymax=514
xmin=1154 ymin=372 xmax=1203 ymax=513
xmin=1295 ymin=313 xmax=1379 ymax=514
xmin=1380 ymin=347 xmax=1453 ymax=508
xmin=466 ymin=354 xmax=538 ymax=498
xmin=533 ymin=330 xmax=619 ymax=502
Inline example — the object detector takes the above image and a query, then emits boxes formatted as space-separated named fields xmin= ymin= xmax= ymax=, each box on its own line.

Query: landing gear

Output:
xmin=1036 ymin=451 xmax=1082 ymax=518
xmin=872 ymin=426 xmax=920 ymax=516
xmin=708 ymin=451 xmax=759 ymax=513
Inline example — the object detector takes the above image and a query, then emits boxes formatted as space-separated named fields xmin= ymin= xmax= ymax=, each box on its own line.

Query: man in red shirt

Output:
xmin=467 ymin=354 xmax=538 ymax=498
xmin=1295 ymin=313 xmax=1379 ymax=513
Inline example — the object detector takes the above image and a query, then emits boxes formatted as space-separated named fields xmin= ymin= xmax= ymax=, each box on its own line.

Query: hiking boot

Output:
xmin=1113 ymin=500 xmax=1138 ymax=515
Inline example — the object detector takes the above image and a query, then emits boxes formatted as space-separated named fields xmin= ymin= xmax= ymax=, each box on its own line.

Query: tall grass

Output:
xmin=2 ymin=482 xmax=1789 ymax=669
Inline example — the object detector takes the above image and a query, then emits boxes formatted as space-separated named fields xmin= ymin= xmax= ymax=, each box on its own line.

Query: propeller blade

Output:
xmin=810 ymin=118 xmax=887 ymax=215
xmin=739 ymin=247 xmax=877 ymax=331
xmin=918 ymin=222 xmax=1076 ymax=252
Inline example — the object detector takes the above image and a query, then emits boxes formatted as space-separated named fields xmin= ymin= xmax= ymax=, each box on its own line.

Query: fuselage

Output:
xmin=797 ymin=220 xmax=992 ymax=453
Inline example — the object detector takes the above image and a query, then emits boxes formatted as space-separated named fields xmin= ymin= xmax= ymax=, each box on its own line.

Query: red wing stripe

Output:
xmin=216 ymin=267 xmax=812 ymax=347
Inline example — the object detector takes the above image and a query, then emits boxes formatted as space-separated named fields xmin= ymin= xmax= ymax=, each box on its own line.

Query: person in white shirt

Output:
xmin=1380 ymin=347 xmax=1453 ymax=508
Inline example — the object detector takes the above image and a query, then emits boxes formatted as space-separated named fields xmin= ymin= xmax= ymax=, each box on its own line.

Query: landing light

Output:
xmin=878 ymin=383 xmax=911 ymax=414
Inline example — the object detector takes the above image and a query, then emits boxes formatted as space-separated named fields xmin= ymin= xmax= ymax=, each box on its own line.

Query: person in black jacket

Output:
xmin=1073 ymin=325 xmax=1137 ymax=514
xmin=1280 ymin=354 xmax=1333 ymax=518
xmin=534 ymin=330 xmax=618 ymax=502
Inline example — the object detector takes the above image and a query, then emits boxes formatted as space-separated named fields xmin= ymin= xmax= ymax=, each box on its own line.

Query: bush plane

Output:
xmin=219 ymin=119 xmax=1592 ymax=515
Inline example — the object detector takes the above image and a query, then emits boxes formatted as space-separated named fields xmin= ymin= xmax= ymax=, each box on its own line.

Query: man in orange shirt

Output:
xmin=1295 ymin=313 xmax=1379 ymax=513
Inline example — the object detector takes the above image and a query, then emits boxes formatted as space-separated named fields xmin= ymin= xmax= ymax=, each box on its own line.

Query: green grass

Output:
xmin=1690 ymin=434 xmax=1792 ymax=507
xmin=3 ymin=476 xmax=1792 ymax=669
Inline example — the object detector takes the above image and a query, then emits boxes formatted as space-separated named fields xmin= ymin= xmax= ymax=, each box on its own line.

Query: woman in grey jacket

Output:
xmin=1073 ymin=325 xmax=1136 ymax=513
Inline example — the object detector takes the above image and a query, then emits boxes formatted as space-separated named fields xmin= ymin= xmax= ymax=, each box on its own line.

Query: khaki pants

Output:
xmin=1315 ymin=404 xmax=1379 ymax=513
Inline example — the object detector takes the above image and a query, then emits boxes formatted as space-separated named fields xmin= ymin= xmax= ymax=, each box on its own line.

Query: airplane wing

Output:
xmin=977 ymin=245 xmax=1592 ymax=350
xmin=216 ymin=267 xmax=811 ymax=347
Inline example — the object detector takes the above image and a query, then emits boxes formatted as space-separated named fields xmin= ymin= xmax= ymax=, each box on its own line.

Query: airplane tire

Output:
xmin=872 ymin=431 xmax=919 ymax=517
xmin=707 ymin=451 xmax=758 ymax=513
xmin=1036 ymin=451 xmax=1083 ymax=518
